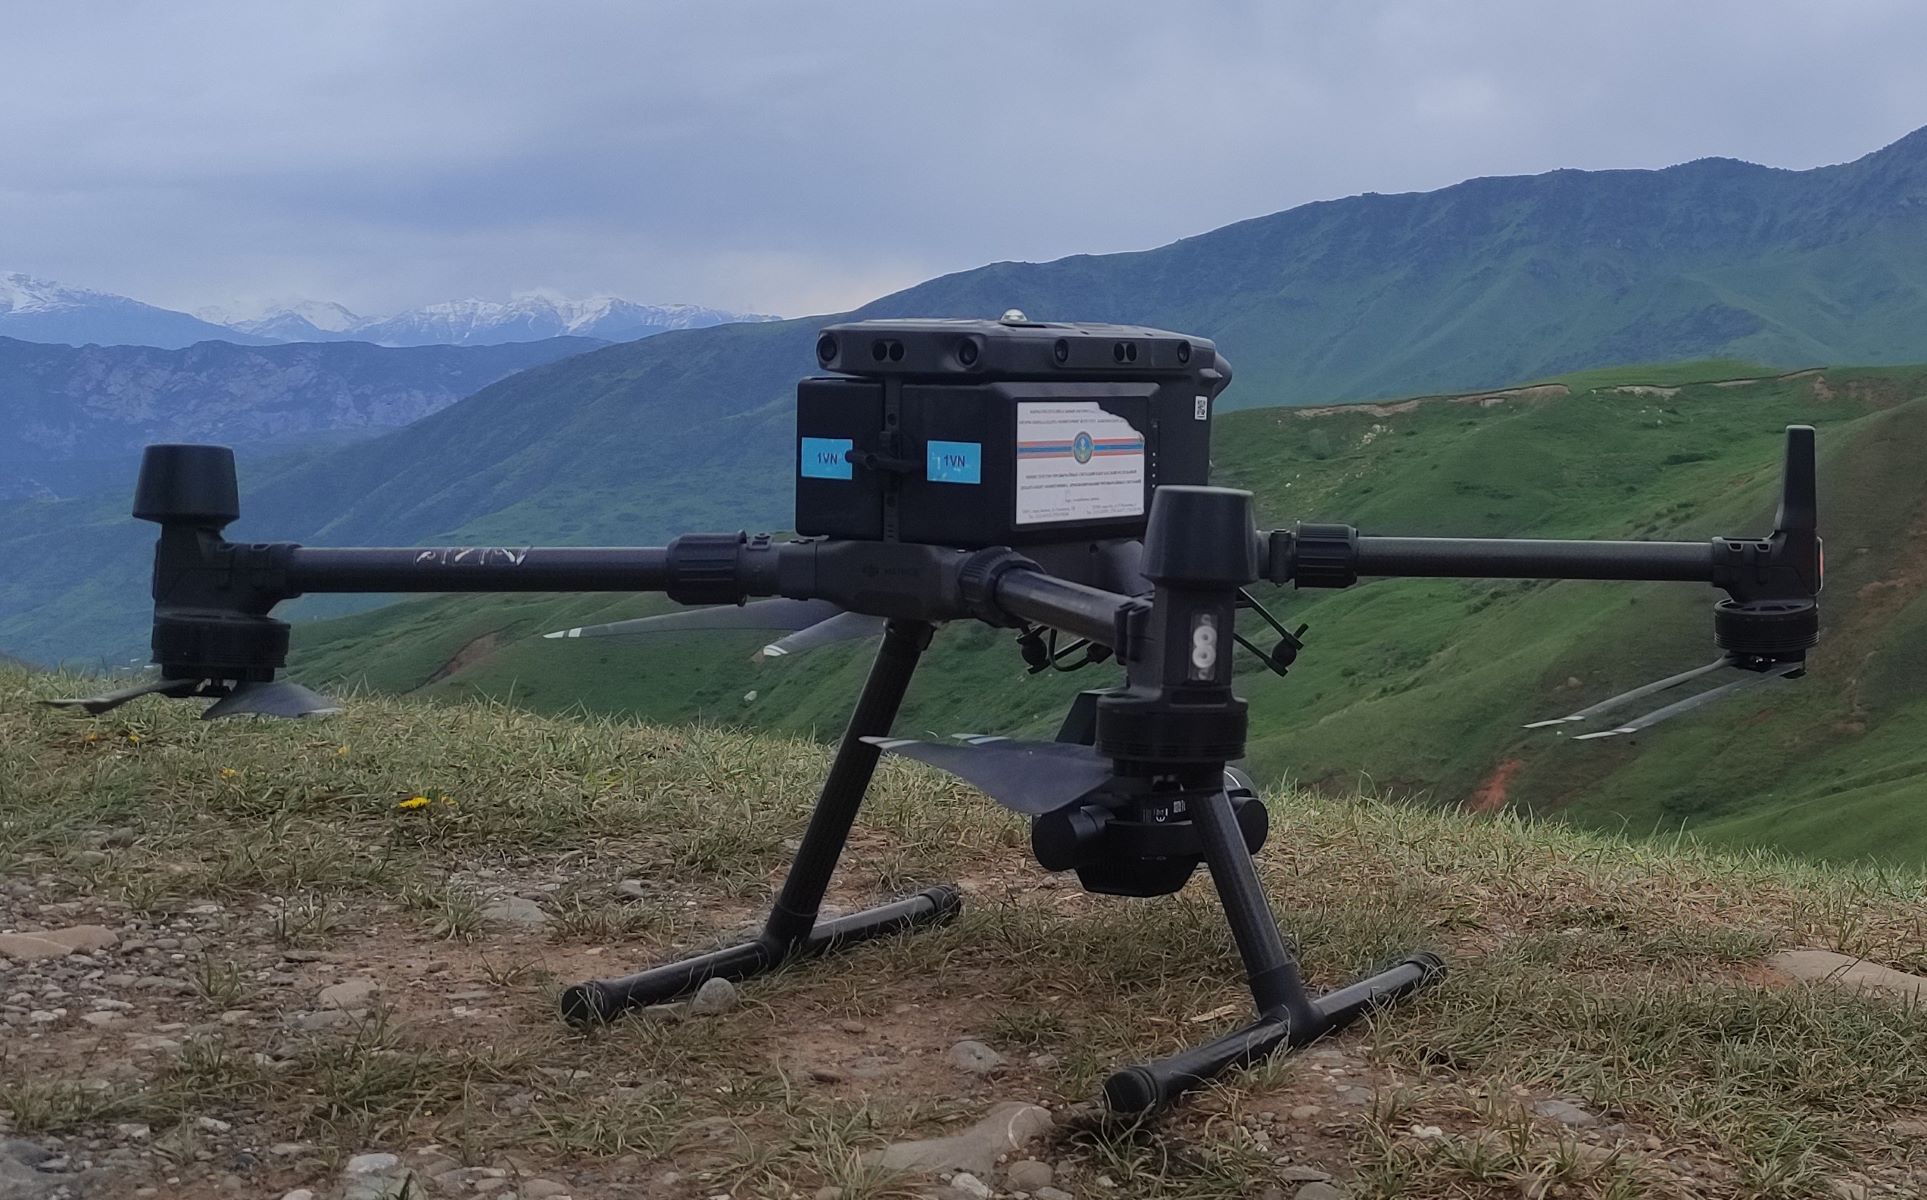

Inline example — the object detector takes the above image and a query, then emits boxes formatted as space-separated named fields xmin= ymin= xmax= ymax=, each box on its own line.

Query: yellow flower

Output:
xmin=126 ymin=733 xmax=142 ymax=745
xmin=336 ymin=745 xmax=350 ymax=757
xmin=219 ymin=767 xmax=238 ymax=779
xmin=84 ymin=732 xmax=100 ymax=743
xmin=397 ymin=795 xmax=432 ymax=810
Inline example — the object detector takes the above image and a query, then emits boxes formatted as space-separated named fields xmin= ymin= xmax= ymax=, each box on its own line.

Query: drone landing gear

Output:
xmin=1103 ymin=786 xmax=1445 ymax=1112
xmin=560 ymin=618 xmax=961 ymax=1025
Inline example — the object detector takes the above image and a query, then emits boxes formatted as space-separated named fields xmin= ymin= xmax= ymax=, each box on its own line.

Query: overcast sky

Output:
xmin=5 ymin=1 xmax=1926 ymax=319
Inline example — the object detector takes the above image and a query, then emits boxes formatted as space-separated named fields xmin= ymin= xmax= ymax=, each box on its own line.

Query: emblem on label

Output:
xmin=1072 ymin=431 xmax=1094 ymax=463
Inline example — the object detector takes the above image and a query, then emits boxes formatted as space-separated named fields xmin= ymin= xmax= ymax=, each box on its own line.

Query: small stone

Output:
xmin=344 ymin=1152 xmax=401 ymax=1175
xmin=269 ymin=1142 xmax=311 ymax=1157
xmin=129 ymin=1035 xmax=182 ymax=1054
xmin=318 ymin=977 xmax=379 ymax=1009
xmin=1035 ymin=1189 xmax=1074 ymax=1200
xmin=688 ymin=977 xmax=739 ymax=1016
xmin=472 ymin=1180 xmax=512 ymax=1194
xmin=1288 ymin=1105 xmax=1320 ymax=1121
xmin=1531 ymin=1098 xmax=1598 ymax=1127
xmin=1294 ymin=1185 xmax=1348 ymax=1200
xmin=38 ymin=925 xmax=119 ymax=952
xmin=80 ymin=1011 xmax=124 ymax=1027
xmin=950 ymin=1173 xmax=993 ymax=1200
xmin=1409 ymin=1125 xmax=1445 ymax=1140
xmin=195 ymin=1116 xmax=232 ymax=1133
xmin=116 ymin=1124 xmax=152 ymax=1141
xmin=482 ymin=896 xmax=549 ymax=929
xmin=808 ymin=1066 xmax=846 ymax=1084
xmin=280 ymin=1191 xmax=316 ymax=1200
xmin=871 ymin=1102 xmax=1053 ymax=1177
xmin=0 ymin=934 xmax=73 ymax=961
xmin=1006 ymin=1160 xmax=1053 ymax=1190
xmin=520 ymin=1182 xmax=570 ymax=1199
xmin=1279 ymin=1166 xmax=1332 ymax=1182
xmin=1 ymin=1138 xmax=54 ymax=1166
xmin=947 ymin=1039 xmax=1005 ymax=1076
xmin=1769 ymin=949 xmax=1927 ymax=1004
xmin=614 ymin=879 xmax=646 ymax=899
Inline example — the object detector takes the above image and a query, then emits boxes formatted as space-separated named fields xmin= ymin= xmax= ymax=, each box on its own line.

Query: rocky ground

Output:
xmin=5 ymin=670 xmax=1927 ymax=1198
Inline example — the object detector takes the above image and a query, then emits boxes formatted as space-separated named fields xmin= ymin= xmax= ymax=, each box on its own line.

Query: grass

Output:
xmin=5 ymin=666 xmax=1927 ymax=1197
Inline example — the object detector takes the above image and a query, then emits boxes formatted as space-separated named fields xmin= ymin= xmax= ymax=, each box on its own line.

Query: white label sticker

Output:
xmin=1014 ymin=402 xmax=1146 ymax=525
xmin=1194 ymin=395 xmax=1209 ymax=420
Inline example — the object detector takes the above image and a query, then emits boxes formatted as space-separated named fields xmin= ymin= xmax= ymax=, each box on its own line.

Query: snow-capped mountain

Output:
xmin=2 ymin=272 xmax=271 ymax=349
xmin=3 ymin=271 xmax=778 ymax=349
xmin=197 ymin=298 xmax=363 ymax=342
xmin=287 ymin=293 xmax=777 ymax=346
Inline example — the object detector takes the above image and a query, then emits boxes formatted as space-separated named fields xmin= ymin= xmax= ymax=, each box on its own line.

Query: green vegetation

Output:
xmin=6 ymin=667 xmax=1926 ymax=1198
xmin=290 ymin=363 xmax=1927 ymax=868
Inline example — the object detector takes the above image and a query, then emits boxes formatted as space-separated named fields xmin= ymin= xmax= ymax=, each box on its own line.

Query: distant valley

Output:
xmin=0 ymin=336 xmax=602 ymax=500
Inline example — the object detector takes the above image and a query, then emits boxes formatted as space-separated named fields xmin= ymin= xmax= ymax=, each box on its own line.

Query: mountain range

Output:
xmin=199 ymin=293 xmax=779 ymax=347
xmin=0 ymin=271 xmax=775 ymax=349
xmin=7 ymin=126 xmax=1927 ymax=667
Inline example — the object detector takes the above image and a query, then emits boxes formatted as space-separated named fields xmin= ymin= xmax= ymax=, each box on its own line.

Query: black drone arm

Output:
xmin=1260 ymin=424 xmax=1821 ymax=664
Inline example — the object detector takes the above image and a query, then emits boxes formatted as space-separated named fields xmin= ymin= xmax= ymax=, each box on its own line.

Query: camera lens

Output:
xmin=1176 ymin=341 xmax=1191 ymax=363
xmin=871 ymin=340 xmax=889 ymax=362
xmin=1053 ymin=338 xmax=1070 ymax=363
xmin=958 ymin=339 xmax=979 ymax=366
xmin=816 ymin=334 xmax=837 ymax=363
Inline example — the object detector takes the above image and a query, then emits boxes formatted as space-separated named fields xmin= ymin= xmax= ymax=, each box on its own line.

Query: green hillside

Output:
xmin=11 ymin=127 xmax=1927 ymax=665
xmin=290 ymin=363 xmax=1927 ymax=867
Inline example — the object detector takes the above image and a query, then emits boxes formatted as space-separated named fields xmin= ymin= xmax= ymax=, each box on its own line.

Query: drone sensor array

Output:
xmin=48 ymin=315 xmax=1824 ymax=1111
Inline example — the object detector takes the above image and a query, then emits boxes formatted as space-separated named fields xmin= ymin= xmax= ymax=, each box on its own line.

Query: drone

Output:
xmin=46 ymin=314 xmax=1822 ymax=1112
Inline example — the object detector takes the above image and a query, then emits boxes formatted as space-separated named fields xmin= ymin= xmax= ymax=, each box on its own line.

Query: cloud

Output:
xmin=3 ymin=0 xmax=1925 ymax=317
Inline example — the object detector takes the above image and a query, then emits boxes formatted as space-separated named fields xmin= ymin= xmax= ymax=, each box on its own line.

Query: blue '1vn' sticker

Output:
xmin=926 ymin=440 xmax=982 ymax=484
xmin=799 ymin=437 xmax=853 ymax=480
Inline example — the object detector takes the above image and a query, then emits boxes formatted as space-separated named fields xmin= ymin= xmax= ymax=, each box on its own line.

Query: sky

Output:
xmin=5 ymin=1 xmax=1926 ymax=320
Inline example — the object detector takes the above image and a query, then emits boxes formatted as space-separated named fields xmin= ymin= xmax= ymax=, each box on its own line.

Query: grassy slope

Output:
xmin=6 ymin=666 xmax=1927 ymax=1199
xmin=290 ymin=363 xmax=1927 ymax=867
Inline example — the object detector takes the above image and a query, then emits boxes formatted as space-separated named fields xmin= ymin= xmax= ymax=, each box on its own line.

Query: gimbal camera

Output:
xmin=49 ymin=314 xmax=1822 ymax=1111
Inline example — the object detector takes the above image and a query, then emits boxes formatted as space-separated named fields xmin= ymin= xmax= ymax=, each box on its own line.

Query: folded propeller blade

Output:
xmin=1570 ymin=661 xmax=1800 ymax=740
xmin=1522 ymin=657 xmax=1729 ymax=728
xmin=201 ymin=680 xmax=343 ymax=720
xmin=39 ymin=676 xmax=203 ymax=715
xmin=759 ymin=611 xmax=888 ymax=659
xmin=864 ymin=734 xmax=1115 ymax=815
xmin=544 ymin=598 xmax=843 ymax=640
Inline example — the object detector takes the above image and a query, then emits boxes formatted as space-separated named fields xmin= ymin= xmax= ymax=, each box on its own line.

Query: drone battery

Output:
xmin=795 ymin=318 xmax=1230 ymax=549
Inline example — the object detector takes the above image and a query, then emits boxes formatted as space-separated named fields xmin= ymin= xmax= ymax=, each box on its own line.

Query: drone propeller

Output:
xmin=863 ymin=734 xmax=1116 ymax=815
xmin=39 ymin=676 xmax=203 ymax=715
xmin=1525 ymin=655 xmax=1801 ymax=739
xmin=200 ymin=680 xmax=343 ymax=720
xmin=1568 ymin=660 xmax=1801 ymax=740
xmin=757 ymin=610 xmax=887 ymax=659
xmin=543 ymin=597 xmax=844 ymax=641
xmin=41 ymin=675 xmax=341 ymax=720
